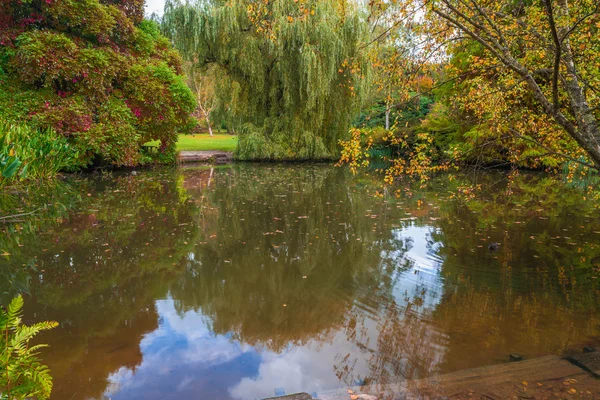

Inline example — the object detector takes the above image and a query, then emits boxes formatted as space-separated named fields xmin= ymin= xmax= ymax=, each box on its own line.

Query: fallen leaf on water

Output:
xmin=348 ymin=389 xmax=354 ymax=394
xmin=350 ymin=396 xmax=359 ymax=400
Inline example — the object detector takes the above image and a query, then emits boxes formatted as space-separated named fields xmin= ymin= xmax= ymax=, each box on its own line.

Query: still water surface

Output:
xmin=1 ymin=165 xmax=599 ymax=399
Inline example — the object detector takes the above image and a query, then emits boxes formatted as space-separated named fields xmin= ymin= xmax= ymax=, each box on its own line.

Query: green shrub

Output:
xmin=0 ymin=149 xmax=23 ymax=184
xmin=235 ymin=124 xmax=333 ymax=161
xmin=0 ymin=0 xmax=196 ymax=169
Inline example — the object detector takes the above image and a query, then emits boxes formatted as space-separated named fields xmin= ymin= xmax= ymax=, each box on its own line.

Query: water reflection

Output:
xmin=1 ymin=166 xmax=599 ymax=399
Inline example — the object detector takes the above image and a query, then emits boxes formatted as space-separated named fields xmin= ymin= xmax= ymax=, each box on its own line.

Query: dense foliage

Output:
xmin=0 ymin=0 xmax=196 ymax=169
xmin=0 ymin=120 xmax=80 ymax=187
xmin=1 ymin=295 xmax=57 ymax=400
xmin=338 ymin=0 xmax=600 ymax=186
xmin=163 ymin=0 xmax=370 ymax=160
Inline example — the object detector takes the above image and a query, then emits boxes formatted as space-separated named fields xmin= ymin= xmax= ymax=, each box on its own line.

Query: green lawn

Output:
xmin=147 ymin=134 xmax=238 ymax=152
xmin=177 ymin=134 xmax=238 ymax=152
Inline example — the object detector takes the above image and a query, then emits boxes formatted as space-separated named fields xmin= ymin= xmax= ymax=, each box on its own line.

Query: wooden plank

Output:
xmin=568 ymin=351 xmax=600 ymax=376
xmin=178 ymin=151 xmax=233 ymax=164
xmin=263 ymin=393 xmax=313 ymax=400
xmin=413 ymin=356 xmax=581 ymax=389
xmin=317 ymin=355 xmax=600 ymax=399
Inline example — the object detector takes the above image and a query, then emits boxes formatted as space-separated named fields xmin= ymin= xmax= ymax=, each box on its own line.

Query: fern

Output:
xmin=1 ymin=295 xmax=57 ymax=400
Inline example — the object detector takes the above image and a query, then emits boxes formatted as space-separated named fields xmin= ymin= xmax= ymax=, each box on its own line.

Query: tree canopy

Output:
xmin=163 ymin=0 xmax=370 ymax=160
xmin=339 ymin=0 xmax=600 ymax=186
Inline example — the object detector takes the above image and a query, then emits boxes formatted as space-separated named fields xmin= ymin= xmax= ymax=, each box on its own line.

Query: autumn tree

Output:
xmin=340 ymin=0 xmax=599 ymax=185
xmin=363 ymin=2 xmax=429 ymax=131
xmin=163 ymin=0 xmax=370 ymax=160
xmin=407 ymin=0 xmax=600 ymax=169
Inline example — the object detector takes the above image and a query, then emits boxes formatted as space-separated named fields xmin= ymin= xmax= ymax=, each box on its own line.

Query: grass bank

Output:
xmin=177 ymin=134 xmax=237 ymax=152
xmin=146 ymin=134 xmax=238 ymax=153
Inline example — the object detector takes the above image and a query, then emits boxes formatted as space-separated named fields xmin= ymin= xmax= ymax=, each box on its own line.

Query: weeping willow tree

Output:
xmin=163 ymin=0 xmax=370 ymax=160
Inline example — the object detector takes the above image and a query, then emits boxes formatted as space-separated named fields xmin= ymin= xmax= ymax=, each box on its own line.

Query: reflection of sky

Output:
xmin=389 ymin=224 xmax=445 ymax=309
xmin=106 ymin=299 xmax=260 ymax=399
xmin=103 ymin=224 xmax=448 ymax=400
xmin=104 ymin=299 xmax=378 ymax=400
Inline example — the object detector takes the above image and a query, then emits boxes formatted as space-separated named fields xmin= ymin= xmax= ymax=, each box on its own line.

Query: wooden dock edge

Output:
xmin=178 ymin=151 xmax=234 ymax=164
xmin=263 ymin=352 xmax=600 ymax=400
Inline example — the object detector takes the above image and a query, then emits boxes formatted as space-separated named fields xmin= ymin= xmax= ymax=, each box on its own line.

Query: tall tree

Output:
xmin=187 ymin=64 xmax=218 ymax=136
xmin=404 ymin=0 xmax=600 ymax=169
xmin=163 ymin=0 xmax=370 ymax=160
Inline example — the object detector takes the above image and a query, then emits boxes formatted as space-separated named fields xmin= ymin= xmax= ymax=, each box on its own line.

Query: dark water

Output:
xmin=1 ymin=165 xmax=599 ymax=400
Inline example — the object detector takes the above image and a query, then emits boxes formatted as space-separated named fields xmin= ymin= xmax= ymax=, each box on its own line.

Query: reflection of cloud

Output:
xmin=104 ymin=296 xmax=383 ymax=400
xmin=229 ymin=329 xmax=374 ymax=400
xmin=390 ymin=225 xmax=445 ymax=309
xmin=102 ymin=234 xmax=449 ymax=400
xmin=105 ymin=367 xmax=134 ymax=396
xmin=104 ymin=298 xmax=250 ymax=399
xmin=149 ymin=299 xmax=243 ymax=364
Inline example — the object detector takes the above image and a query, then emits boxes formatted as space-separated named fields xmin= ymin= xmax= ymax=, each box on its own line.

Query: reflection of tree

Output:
xmin=336 ymin=300 xmax=445 ymax=398
xmin=3 ymin=167 xmax=600 ymax=399
xmin=3 ymin=172 xmax=200 ymax=399
xmin=429 ymin=173 xmax=600 ymax=373
xmin=11 ymin=173 xmax=198 ymax=305
xmin=32 ymin=275 xmax=167 ymax=400
xmin=1 ymin=180 xmax=86 ymax=299
xmin=432 ymin=172 xmax=600 ymax=307
xmin=431 ymin=278 xmax=600 ymax=374
xmin=335 ymin=172 xmax=600 ymax=396
xmin=171 ymin=166 xmax=411 ymax=352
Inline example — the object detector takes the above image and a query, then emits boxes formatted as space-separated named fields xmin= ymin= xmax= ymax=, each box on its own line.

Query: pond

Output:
xmin=1 ymin=165 xmax=599 ymax=400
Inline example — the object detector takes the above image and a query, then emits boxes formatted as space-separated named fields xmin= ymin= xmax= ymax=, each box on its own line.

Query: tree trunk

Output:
xmin=433 ymin=1 xmax=600 ymax=169
xmin=385 ymin=106 xmax=391 ymax=130
xmin=206 ymin=116 xmax=213 ymax=137
xmin=555 ymin=0 xmax=600 ymax=166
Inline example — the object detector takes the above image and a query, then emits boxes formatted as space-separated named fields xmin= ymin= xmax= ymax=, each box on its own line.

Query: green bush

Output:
xmin=235 ymin=123 xmax=332 ymax=161
xmin=0 ymin=0 xmax=196 ymax=168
